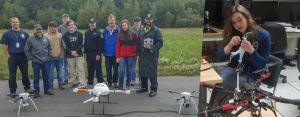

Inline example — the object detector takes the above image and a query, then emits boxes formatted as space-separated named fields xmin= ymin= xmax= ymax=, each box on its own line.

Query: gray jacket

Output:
xmin=25 ymin=34 xmax=51 ymax=64
xmin=58 ymin=24 xmax=68 ymax=34
xmin=131 ymin=25 xmax=143 ymax=34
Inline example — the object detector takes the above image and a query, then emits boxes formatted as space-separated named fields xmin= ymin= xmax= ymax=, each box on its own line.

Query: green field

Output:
xmin=0 ymin=28 xmax=202 ymax=80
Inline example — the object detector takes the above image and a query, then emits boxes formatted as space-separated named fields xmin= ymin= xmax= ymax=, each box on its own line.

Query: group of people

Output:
xmin=0 ymin=13 xmax=163 ymax=98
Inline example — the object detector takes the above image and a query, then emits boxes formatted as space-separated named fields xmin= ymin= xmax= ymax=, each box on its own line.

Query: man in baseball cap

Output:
xmin=62 ymin=14 xmax=69 ymax=17
xmin=84 ymin=18 xmax=105 ymax=86
xmin=89 ymin=18 xmax=96 ymax=24
xmin=34 ymin=24 xmax=43 ymax=30
xmin=25 ymin=23 xmax=52 ymax=98
xmin=131 ymin=16 xmax=143 ymax=86
xmin=134 ymin=16 xmax=141 ymax=22
xmin=136 ymin=13 xmax=163 ymax=97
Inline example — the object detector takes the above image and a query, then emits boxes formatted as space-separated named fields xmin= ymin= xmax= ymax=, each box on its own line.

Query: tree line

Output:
xmin=0 ymin=0 xmax=203 ymax=29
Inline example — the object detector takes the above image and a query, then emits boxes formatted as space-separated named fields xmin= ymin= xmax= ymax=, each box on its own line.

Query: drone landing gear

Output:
xmin=88 ymin=95 xmax=118 ymax=115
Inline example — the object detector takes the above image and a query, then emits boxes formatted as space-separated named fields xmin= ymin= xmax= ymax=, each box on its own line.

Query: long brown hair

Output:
xmin=118 ymin=19 xmax=133 ymax=40
xmin=223 ymin=5 xmax=258 ymax=46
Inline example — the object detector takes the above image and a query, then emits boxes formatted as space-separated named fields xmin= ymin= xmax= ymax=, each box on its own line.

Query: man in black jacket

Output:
xmin=62 ymin=20 xmax=86 ymax=87
xmin=136 ymin=14 xmax=163 ymax=97
xmin=84 ymin=18 xmax=104 ymax=86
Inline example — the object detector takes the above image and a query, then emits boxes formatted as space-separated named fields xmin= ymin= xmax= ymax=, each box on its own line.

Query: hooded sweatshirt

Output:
xmin=62 ymin=30 xmax=83 ymax=58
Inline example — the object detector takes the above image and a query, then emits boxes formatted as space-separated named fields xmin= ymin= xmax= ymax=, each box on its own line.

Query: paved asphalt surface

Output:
xmin=0 ymin=76 xmax=199 ymax=117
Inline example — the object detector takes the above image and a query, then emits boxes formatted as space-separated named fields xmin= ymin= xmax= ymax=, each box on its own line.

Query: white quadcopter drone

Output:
xmin=169 ymin=90 xmax=198 ymax=115
xmin=8 ymin=93 xmax=38 ymax=116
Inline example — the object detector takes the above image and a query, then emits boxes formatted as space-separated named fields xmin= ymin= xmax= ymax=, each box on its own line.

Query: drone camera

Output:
xmin=184 ymin=103 xmax=190 ymax=108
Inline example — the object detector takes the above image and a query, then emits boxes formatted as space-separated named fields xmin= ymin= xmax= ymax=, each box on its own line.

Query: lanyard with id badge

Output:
xmin=14 ymin=32 xmax=24 ymax=48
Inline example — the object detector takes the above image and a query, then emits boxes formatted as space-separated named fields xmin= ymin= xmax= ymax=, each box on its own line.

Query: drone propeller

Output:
xmin=169 ymin=90 xmax=197 ymax=95
xmin=168 ymin=91 xmax=181 ymax=95
xmin=83 ymin=97 xmax=98 ymax=103
xmin=252 ymin=61 xmax=279 ymax=74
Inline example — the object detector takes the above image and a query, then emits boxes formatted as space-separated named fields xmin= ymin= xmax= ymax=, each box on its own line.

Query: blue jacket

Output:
xmin=102 ymin=26 xmax=119 ymax=56
xmin=217 ymin=28 xmax=271 ymax=80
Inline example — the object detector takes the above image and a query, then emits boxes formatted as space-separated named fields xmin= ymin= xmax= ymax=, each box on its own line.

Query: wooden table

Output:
xmin=199 ymin=59 xmax=223 ymax=112
xmin=200 ymin=59 xmax=223 ymax=84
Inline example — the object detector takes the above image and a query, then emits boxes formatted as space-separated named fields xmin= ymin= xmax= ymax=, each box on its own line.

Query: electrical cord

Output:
xmin=97 ymin=109 xmax=197 ymax=117
xmin=63 ymin=109 xmax=198 ymax=117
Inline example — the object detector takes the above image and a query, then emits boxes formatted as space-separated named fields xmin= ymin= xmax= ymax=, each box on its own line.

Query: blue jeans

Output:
xmin=131 ymin=57 xmax=137 ymax=82
xmin=49 ymin=57 xmax=64 ymax=86
xmin=63 ymin=56 xmax=69 ymax=81
xmin=219 ymin=66 xmax=256 ymax=87
xmin=32 ymin=61 xmax=50 ymax=93
xmin=118 ymin=57 xmax=135 ymax=89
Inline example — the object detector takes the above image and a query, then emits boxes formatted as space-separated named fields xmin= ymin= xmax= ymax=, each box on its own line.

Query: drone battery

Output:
xmin=74 ymin=88 xmax=89 ymax=93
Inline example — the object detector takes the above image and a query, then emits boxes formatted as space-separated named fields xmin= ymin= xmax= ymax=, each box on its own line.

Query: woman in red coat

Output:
xmin=115 ymin=19 xmax=138 ymax=90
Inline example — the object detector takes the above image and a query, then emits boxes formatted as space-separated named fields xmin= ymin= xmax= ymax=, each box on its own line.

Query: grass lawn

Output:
xmin=0 ymin=28 xmax=202 ymax=80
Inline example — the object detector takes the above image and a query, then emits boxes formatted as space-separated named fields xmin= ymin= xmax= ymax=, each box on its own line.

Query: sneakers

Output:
xmin=33 ymin=93 xmax=42 ymax=98
xmin=62 ymin=80 xmax=68 ymax=85
xmin=71 ymin=83 xmax=79 ymax=88
xmin=45 ymin=91 xmax=54 ymax=95
xmin=7 ymin=93 xmax=17 ymax=98
xmin=136 ymin=89 xmax=148 ymax=93
xmin=130 ymin=80 xmax=136 ymax=86
xmin=148 ymin=91 xmax=157 ymax=97
xmin=48 ymin=86 xmax=54 ymax=94
xmin=58 ymin=84 xmax=65 ymax=90
xmin=45 ymin=89 xmax=54 ymax=95
xmin=113 ymin=83 xmax=118 ymax=88
xmin=125 ymin=86 xmax=130 ymax=90
xmin=25 ymin=89 xmax=35 ymax=94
